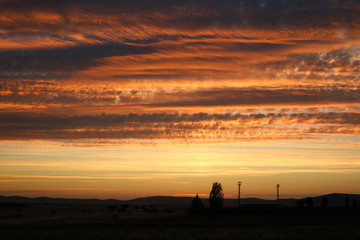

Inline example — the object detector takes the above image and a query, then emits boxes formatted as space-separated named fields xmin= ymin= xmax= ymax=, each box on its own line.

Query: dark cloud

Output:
xmin=0 ymin=72 xmax=71 ymax=80
xmin=0 ymin=0 xmax=359 ymax=145
xmin=1 ymin=0 xmax=358 ymax=81
xmin=1 ymin=83 xmax=358 ymax=107
xmin=0 ymin=111 xmax=358 ymax=141
xmin=256 ymin=46 xmax=360 ymax=81
xmin=1 ymin=0 xmax=359 ymax=31
xmin=272 ymin=46 xmax=359 ymax=68
xmin=0 ymin=43 xmax=155 ymax=73
xmin=144 ymin=88 xmax=360 ymax=107
xmin=1 ymin=111 xmax=359 ymax=127
xmin=112 ymin=69 xmax=236 ymax=80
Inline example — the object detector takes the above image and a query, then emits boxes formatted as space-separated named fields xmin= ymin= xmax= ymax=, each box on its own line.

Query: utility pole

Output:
xmin=238 ymin=181 xmax=242 ymax=208
xmin=276 ymin=184 xmax=280 ymax=207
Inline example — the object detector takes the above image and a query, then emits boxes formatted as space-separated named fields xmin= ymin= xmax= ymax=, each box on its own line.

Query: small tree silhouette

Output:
xmin=209 ymin=182 xmax=224 ymax=209
xmin=191 ymin=193 xmax=204 ymax=209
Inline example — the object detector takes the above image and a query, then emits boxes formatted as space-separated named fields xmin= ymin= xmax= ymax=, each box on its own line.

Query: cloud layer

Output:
xmin=0 ymin=0 xmax=359 ymax=145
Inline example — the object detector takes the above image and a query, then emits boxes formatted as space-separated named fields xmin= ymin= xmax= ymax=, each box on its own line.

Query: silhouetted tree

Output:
xmin=345 ymin=196 xmax=350 ymax=208
xmin=209 ymin=182 xmax=224 ymax=209
xmin=306 ymin=197 xmax=313 ymax=207
xmin=191 ymin=193 xmax=204 ymax=209
xmin=321 ymin=196 xmax=328 ymax=208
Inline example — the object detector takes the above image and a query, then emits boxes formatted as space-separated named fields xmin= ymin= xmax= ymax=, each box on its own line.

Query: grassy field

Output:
xmin=0 ymin=204 xmax=359 ymax=240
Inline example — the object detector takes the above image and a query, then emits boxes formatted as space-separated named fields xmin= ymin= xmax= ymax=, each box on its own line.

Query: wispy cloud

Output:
xmin=0 ymin=0 xmax=359 ymax=146
xmin=0 ymin=111 xmax=358 ymax=144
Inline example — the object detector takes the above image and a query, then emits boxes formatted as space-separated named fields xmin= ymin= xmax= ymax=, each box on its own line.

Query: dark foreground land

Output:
xmin=0 ymin=204 xmax=359 ymax=240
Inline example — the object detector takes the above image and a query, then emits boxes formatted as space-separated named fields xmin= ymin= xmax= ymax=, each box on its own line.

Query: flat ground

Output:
xmin=0 ymin=204 xmax=359 ymax=240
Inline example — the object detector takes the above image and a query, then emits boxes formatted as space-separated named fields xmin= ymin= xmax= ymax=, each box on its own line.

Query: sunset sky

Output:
xmin=0 ymin=0 xmax=359 ymax=200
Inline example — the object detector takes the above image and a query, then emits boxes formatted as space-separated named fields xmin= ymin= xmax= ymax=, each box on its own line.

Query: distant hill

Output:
xmin=309 ymin=193 xmax=360 ymax=207
xmin=124 ymin=196 xmax=282 ymax=207
xmin=0 ymin=193 xmax=358 ymax=207
xmin=0 ymin=195 xmax=295 ymax=207
xmin=0 ymin=195 xmax=123 ymax=205
xmin=126 ymin=196 xmax=193 ymax=206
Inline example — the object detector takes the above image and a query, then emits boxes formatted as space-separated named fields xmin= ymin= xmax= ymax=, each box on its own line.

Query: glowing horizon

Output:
xmin=0 ymin=0 xmax=359 ymax=200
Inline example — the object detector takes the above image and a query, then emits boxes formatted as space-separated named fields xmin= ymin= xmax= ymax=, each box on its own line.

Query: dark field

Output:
xmin=1 ymin=204 xmax=359 ymax=240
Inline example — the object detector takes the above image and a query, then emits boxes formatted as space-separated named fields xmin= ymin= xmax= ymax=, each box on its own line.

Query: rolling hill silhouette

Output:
xmin=310 ymin=193 xmax=360 ymax=207
xmin=1 ymin=193 xmax=359 ymax=207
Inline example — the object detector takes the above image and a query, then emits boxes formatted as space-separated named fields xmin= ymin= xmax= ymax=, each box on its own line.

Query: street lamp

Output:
xmin=276 ymin=184 xmax=280 ymax=206
xmin=238 ymin=181 xmax=242 ymax=208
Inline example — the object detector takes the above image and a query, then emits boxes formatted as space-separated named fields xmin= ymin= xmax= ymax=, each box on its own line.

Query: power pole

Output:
xmin=276 ymin=184 xmax=280 ymax=206
xmin=238 ymin=181 xmax=242 ymax=208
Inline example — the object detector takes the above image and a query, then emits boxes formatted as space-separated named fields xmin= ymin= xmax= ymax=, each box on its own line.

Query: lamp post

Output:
xmin=238 ymin=181 xmax=242 ymax=208
xmin=276 ymin=184 xmax=280 ymax=206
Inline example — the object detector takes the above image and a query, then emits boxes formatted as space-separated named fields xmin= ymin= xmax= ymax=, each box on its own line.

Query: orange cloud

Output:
xmin=0 ymin=0 xmax=359 ymax=146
